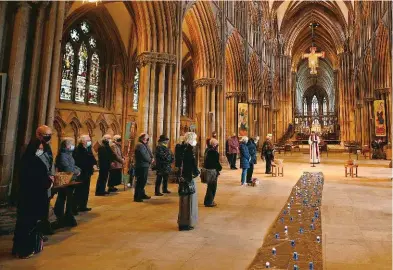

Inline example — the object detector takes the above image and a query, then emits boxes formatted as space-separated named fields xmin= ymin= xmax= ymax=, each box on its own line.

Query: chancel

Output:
xmin=0 ymin=1 xmax=391 ymax=269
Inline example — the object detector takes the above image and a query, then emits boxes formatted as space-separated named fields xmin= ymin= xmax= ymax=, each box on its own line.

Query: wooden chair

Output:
xmin=271 ymin=160 xmax=284 ymax=177
xmin=344 ymin=164 xmax=358 ymax=177
xmin=361 ymin=145 xmax=370 ymax=159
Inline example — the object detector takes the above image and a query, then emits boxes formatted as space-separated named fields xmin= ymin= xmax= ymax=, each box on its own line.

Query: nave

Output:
xmin=0 ymin=153 xmax=390 ymax=270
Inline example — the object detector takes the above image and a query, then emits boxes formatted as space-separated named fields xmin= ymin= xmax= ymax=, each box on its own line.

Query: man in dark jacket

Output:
xmin=134 ymin=133 xmax=154 ymax=202
xmin=95 ymin=134 xmax=114 ymax=196
xmin=262 ymin=134 xmax=274 ymax=174
xmin=73 ymin=135 xmax=97 ymax=212
xmin=154 ymin=135 xmax=174 ymax=196
xmin=246 ymin=137 xmax=257 ymax=184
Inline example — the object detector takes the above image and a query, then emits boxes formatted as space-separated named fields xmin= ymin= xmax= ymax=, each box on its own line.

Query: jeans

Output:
xmin=134 ymin=167 xmax=149 ymax=200
xmin=241 ymin=168 xmax=248 ymax=184
xmin=247 ymin=163 xmax=254 ymax=183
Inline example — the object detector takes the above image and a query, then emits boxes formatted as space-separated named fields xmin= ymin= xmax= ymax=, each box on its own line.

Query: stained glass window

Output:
xmin=303 ymin=98 xmax=307 ymax=115
xmin=312 ymin=95 xmax=318 ymax=115
xmin=133 ymin=68 xmax=139 ymax=111
xmin=60 ymin=20 xmax=102 ymax=105
xmin=323 ymin=97 xmax=327 ymax=115
xmin=88 ymin=52 xmax=99 ymax=104
xmin=181 ymin=75 xmax=188 ymax=116
xmin=60 ymin=42 xmax=74 ymax=101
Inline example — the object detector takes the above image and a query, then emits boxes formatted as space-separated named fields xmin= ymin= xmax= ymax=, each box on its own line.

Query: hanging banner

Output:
xmin=374 ymin=100 xmax=386 ymax=137
xmin=238 ymin=103 xmax=249 ymax=137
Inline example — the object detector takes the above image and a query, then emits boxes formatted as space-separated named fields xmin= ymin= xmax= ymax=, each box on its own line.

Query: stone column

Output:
xmin=195 ymin=84 xmax=207 ymax=152
xmin=23 ymin=3 xmax=47 ymax=146
xmin=170 ymin=66 xmax=179 ymax=149
xmin=148 ymin=63 xmax=157 ymax=146
xmin=46 ymin=1 xmax=66 ymax=126
xmin=121 ymin=82 xmax=130 ymax=150
xmin=210 ymin=84 xmax=216 ymax=134
xmin=164 ymin=65 xmax=173 ymax=138
xmin=156 ymin=63 xmax=166 ymax=138
xmin=36 ymin=2 xmax=57 ymax=125
xmin=0 ymin=2 xmax=8 ymax=66
xmin=137 ymin=63 xmax=151 ymax=136
xmin=0 ymin=2 xmax=31 ymax=203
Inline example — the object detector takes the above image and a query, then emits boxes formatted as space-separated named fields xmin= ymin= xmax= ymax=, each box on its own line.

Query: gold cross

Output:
xmin=302 ymin=47 xmax=325 ymax=74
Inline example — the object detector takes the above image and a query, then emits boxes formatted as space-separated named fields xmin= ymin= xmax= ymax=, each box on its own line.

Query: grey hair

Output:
xmin=102 ymin=134 xmax=112 ymax=141
xmin=184 ymin=132 xmax=197 ymax=145
xmin=113 ymin=134 xmax=121 ymax=140
xmin=209 ymin=138 xmax=219 ymax=147
xmin=60 ymin=137 xmax=74 ymax=149
xmin=78 ymin=134 xmax=90 ymax=144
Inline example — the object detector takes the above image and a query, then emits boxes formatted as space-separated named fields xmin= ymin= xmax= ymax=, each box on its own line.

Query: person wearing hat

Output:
xmin=154 ymin=135 xmax=174 ymax=196
xmin=261 ymin=134 xmax=274 ymax=174
xmin=108 ymin=135 xmax=125 ymax=193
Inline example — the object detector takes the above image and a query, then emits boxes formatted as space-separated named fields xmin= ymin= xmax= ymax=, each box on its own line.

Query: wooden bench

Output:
xmin=271 ymin=160 xmax=284 ymax=177
xmin=344 ymin=164 xmax=358 ymax=177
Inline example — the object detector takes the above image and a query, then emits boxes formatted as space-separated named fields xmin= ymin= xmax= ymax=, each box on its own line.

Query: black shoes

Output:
xmin=142 ymin=195 xmax=151 ymax=200
xmin=134 ymin=198 xmax=143 ymax=202
xmin=79 ymin=207 xmax=92 ymax=212
xmin=205 ymin=202 xmax=217 ymax=207
xmin=95 ymin=191 xmax=110 ymax=196
xmin=108 ymin=187 xmax=118 ymax=193
xmin=179 ymin=226 xmax=194 ymax=231
xmin=155 ymin=192 xmax=164 ymax=196
xmin=163 ymin=190 xmax=171 ymax=194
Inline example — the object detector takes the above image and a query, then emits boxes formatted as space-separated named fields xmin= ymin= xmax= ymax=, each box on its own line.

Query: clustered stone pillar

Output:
xmin=0 ymin=2 xmax=31 ymax=202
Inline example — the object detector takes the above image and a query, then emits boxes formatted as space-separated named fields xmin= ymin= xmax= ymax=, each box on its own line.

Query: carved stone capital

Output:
xmin=193 ymin=78 xmax=223 ymax=88
xmin=248 ymin=99 xmax=261 ymax=104
xmin=137 ymin=52 xmax=176 ymax=67
xmin=226 ymin=91 xmax=246 ymax=98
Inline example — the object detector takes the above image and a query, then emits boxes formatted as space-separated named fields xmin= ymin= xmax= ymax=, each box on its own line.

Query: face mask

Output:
xmin=42 ymin=135 xmax=51 ymax=143
xmin=103 ymin=140 xmax=109 ymax=145
xmin=35 ymin=149 xmax=44 ymax=157
xmin=86 ymin=141 xmax=92 ymax=147
xmin=191 ymin=140 xmax=197 ymax=147
xmin=70 ymin=145 xmax=75 ymax=151
xmin=146 ymin=138 xmax=150 ymax=142
xmin=116 ymin=139 xmax=121 ymax=143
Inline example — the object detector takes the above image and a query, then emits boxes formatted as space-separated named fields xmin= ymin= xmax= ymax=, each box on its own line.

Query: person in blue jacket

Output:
xmin=239 ymin=136 xmax=250 ymax=186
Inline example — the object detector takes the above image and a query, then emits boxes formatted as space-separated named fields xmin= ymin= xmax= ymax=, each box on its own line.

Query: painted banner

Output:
xmin=238 ymin=103 xmax=249 ymax=137
xmin=374 ymin=100 xmax=386 ymax=137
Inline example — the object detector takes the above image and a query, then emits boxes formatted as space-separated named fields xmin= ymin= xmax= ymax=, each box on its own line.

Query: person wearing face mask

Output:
xmin=178 ymin=132 xmax=200 ymax=231
xmin=33 ymin=125 xmax=55 ymax=236
xmin=12 ymin=140 xmax=53 ymax=259
xmin=134 ymin=133 xmax=154 ymax=202
xmin=203 ymin=138 xmax=222 ymax=207
xmin=96 ymin=134 xmax=114 ymax=196
xmin=72 ymin=135 xmax=97 ymax=213
xmin=154 ymin=135 xmax=174 ymax=196
xmin=54 ymin=138 xmax=81 ymax=227
xmin=108 ymin=135 xmax=125 ymax=193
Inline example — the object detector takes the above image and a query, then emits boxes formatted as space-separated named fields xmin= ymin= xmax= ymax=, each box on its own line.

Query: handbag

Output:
xmin=200 ymin=168 xmax=217 ymax=184
xmin=177 ymin=155 xmax=196 ymax=196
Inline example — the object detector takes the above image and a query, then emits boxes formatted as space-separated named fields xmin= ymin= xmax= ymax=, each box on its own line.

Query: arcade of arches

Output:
xmin=0 ymin=1 xmax=391 ymax=203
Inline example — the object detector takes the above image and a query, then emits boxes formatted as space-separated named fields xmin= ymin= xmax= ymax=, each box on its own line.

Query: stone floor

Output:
xmin=0 ymin=152 xmax=391 ymax=270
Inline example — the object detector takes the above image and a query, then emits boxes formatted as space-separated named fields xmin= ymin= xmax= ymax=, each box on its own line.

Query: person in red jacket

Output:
xmin=227 ymin=133 xmax=239 ymax=169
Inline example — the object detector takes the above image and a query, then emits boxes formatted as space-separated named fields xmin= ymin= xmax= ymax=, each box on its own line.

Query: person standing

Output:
xmin=228 ymin=133 xmax=239 ymax=169
xmin=308 ymin=131 xmax=320 ymax=164
xmin=12 ymin=139 xmax=53 ymax=259
xmin=178 ymin=132 xmax=200 ymax=231
xmin=108 ymin=135 xmax=125 ymax=192
xmin=246 ymin=137 xmax=258 ymax=184
xmin=54 ymin=138 xmax=81 ymax=227
xmin=155 ymin=135 xmax=174 ymax=196
xmin=134 ymin=133 xmax=154 ymax=202
xmin=203 ymin=138 xmax=222 ymax=207
xmin=174 ymin=136 xmax=185 ymax=183
xmin=95 ymin=134 xmax=114 ymax=196
xmin=73 ymin=135 xmax=97 ymax=213
xmin=239 ymin=136 xmax=250 ymax=186
xmin=262 ymin=134 xmax=274 ymax=174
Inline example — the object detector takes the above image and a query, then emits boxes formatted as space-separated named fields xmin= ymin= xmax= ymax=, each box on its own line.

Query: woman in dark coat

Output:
xmin=203 ymin=138 xmax=222 ymax=207
xmin=155 ymin=135 xmax=174 ymax=196
xmin=54 ymin=138 xmax=81 ymax=227
xmin=239 ymin=136 xmax=250 ymax=186
xmin=246 ymin=137 xmax=257 ymax=184
xmin=12 ymin=139 xmax=53 ymax=259
xmin=178 ymin=132 xmax=200 ymax=231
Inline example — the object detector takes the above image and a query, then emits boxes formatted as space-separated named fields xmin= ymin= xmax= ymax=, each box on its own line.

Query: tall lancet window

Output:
xmin=133 ymin=68 xmax=140 ymax=111
xmin=60 ymin=21 xmax=102 ymax=105
xmin=303 ymin=98 xmax=307 ymax=115
xmin=181 ymin=75 xmax=188 ymax=116
xmin=312 ymin=95 xmax=319 ymax=115
xmin=323 ymin=97 xmax=328 ymax=125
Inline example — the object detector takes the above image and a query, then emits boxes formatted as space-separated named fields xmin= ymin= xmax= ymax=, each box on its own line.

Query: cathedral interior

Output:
xmin=0 ymin=1 xmax=392 ymax=269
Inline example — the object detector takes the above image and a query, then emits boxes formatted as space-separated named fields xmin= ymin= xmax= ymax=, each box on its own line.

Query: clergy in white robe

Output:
xmin=308 ymin=131 xmax=320 ymax=163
